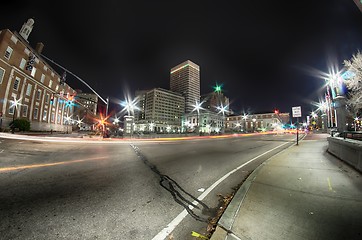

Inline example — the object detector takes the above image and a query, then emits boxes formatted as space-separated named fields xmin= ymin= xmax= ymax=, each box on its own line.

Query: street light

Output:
xmin=64 ymin=114 xmax=73 ymax=134
xmin=235 ymin=122 xmax=242 ymax=132
xmin=252 ymin=118 xmax=256 ymax=132
xmin=191 ymin=100 xmax=204 ymax=133
xmin=216 ymin=103 xmax=229 ymax=133
xmin=149 ymin=122 xmax=155 ymax=132
xmin=242 ymin=113 xmax=248 ymax=132
xmin=120 ymin=96 xmax=140 ymax=116
xmin=323 ymin=67 xmax=347 ymax=132
xmin=120 ymin=96 xmax=139 ymax=136
xmin=9 ymin=97 xmax=22 ymax=133
xmin=75 ymin=116 xmax=84 ymax=129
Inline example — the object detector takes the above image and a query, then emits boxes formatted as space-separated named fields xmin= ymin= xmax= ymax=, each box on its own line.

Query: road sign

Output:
xmin=292 ymin=106 xmax=302 ymax=118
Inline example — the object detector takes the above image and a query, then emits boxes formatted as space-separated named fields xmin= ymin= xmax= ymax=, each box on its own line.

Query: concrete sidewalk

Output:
xmin=211 ymin=133 xmax=362 ymax=240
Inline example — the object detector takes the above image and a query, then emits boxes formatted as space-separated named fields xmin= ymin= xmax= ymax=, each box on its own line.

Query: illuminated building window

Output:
xmin=0 ymin=67 xmax=4 ymax=84
xmin=5 ymin=46 xmax=13 ymax=60
xmin=43 ymin=110 xmax=47 ymax=121
xmin=26 ymin=84 xmax=33 ymax=96
xmin=20 ymin=58 xmax=26 ymax=70
xmin=31 ymin=67 xmax=36 ymax=77
xmin=22 ymin=105 xmax=28 ymax=117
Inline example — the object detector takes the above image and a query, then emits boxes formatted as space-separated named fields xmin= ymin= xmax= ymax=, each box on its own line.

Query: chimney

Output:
xmin=35 ymin=42 xmax=44 ymax=54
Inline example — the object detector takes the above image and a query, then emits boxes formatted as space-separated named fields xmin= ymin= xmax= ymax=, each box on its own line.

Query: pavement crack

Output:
xmin=130 ymin=143 xmax=210 ymax=222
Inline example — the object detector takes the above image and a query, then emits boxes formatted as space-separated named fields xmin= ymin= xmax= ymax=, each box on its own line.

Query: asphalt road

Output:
xmin=0 ymin=133 xmax=297 ymax=240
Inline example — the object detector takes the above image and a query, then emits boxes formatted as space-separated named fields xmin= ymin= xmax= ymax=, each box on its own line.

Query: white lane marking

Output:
xmin=152 ymin=141 xmax=291 ymax=240
xmin=0 ymin=150 xmax=4 ymax=153
xmin=197 ymin=188 xmax=205 ymax=192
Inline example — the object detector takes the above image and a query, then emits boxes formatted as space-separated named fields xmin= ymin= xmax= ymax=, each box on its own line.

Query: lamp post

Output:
xmin=40 ymin=54 xmax=109 ymax=116
xmin=192 ymin=100 xmax=204 ymax=134
xmin=242 ymin=113 xmax=248 ymax=132
xmin=120 ymin=97 xmax=139 ymax=137
xmin=9 ymin=97 xmax=21 ymax=133
xmin=324 ymin=70 xmax=347 ymax=133
xmin=252 ymin=118 xmax=256 ymax=132
xmin=216 ymin=104 xmax=228 ymax=133
xmin=64 ymin=114 xmax=73 ymax=134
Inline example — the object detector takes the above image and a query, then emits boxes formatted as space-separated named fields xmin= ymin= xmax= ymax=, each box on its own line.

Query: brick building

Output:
xmin=0 ymin=19 xmax=76 ymax=132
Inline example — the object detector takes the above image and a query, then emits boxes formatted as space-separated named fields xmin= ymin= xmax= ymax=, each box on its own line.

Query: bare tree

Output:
xmin=343 ymin=51 xmax=362 ymax=115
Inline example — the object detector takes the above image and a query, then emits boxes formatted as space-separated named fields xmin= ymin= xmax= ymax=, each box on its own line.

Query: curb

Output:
xmin=211 ymin=135 xmax=305 ymax=239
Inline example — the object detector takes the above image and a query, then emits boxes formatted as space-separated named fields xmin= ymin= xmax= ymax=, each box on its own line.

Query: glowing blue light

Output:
xmin=341 ymin=70 xmax=355 ymax=80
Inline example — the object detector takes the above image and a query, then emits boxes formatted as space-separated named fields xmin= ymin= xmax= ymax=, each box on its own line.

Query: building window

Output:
xmin=0 ymin=67 xmax=4 ymax=84
xmin=40 ymin=74 xmax=45 ymax=83
xmin=31 ymin=67 xmax=36 ymax=77
xmin=9 ymin=105 xmax=15 ymax=115
xmin=10 ymin=35 xmax=18 ymax=44
xmin=49 ymin=80 xmax=53 ymax=88
xmin=21 ymin=105 xmax=28 ymax=117
xmin=26 ymin=84 xmax=32 ymax=96
xmin=36 ymin=89 xmax=42 ymax=100
xmin=51 ymin=112 xmax=55 ymax=122
xmin=43 ymin=110 xmax=47 ymax=121
xmin=33 ymin=108 xmax=38 ymax=119
xmin=57 ymin=114 xmax=61 ymax=124
xmin=13 ymin=77 xmax=20 ymax=90
xmin=45 ymin=93 xmax=50 ymax=103
xmin=5 ymin=46 xmax=13 ymax=60
xmin=20 ymin=58 xmax=26 ymax=70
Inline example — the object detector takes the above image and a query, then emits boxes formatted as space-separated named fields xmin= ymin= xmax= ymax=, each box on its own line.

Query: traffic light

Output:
xmin=26 ymin=54 xmax=35 ymax=71
xmin=50 ymin=94 xmax=54 ymax=105
xmin=274 ymin=109 xmax=279 ymax=114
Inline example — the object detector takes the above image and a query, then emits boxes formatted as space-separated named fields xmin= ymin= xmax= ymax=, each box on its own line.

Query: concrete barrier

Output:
xmin=327 ymin=136 xmax=362 ymax=172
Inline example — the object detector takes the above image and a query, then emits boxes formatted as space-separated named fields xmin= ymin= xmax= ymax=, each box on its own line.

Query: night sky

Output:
xmin=1 ymin=0 xmax=362 ymax=116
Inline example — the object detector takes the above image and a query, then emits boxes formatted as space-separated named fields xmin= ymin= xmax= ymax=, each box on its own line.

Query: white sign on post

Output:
xmin=292 ymin=106 xmax=302 ymax=118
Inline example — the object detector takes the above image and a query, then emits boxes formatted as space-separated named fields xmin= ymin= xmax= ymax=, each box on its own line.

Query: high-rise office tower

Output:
xmin=170 ymin=60 xmax=200 ymax=113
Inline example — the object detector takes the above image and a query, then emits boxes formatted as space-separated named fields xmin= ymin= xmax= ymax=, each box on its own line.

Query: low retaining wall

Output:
xmin=327 ymin=136 xmax=362 ymax=172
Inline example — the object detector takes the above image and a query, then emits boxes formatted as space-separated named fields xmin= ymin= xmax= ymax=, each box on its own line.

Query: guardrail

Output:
xmin=340 ymin=131 xmax=362 ymax=141
xmin=327 ymin=136 xmax=362 ymax=172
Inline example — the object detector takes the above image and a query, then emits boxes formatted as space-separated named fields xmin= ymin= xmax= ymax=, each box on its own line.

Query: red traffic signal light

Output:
xmin=50 ymin=94 xmax=54 ymax=104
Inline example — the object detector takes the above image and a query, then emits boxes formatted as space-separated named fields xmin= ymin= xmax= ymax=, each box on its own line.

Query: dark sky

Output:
xmin=2 ymin=0 xmax=362 ymax=116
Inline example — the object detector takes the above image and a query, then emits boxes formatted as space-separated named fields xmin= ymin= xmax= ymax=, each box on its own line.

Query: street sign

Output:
xmin=292 ymin=106 xmax=302 ymax=118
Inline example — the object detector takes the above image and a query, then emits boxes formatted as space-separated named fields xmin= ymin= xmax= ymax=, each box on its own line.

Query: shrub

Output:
xmin=10 ymin=118 xmax=31 ymax=131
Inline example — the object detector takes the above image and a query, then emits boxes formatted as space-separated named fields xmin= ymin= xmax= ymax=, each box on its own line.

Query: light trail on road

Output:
xmin=0 ymin=156 xmax=108 ymax=173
